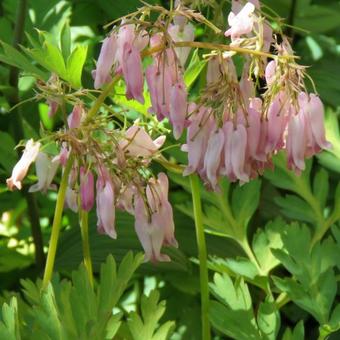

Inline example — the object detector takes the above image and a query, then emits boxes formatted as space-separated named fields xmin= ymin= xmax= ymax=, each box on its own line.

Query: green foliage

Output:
xmin=209 ymin=273 xmax=280 ymax=340
xmin=127 ymin=290 xmax=175 ymax=340
xmin=0 ymin=253 xmax=146 ymax=339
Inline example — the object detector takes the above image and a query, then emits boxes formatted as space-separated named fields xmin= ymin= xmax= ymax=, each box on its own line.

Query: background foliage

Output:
xmin=0 ymin=0 xmax=340 ymax=339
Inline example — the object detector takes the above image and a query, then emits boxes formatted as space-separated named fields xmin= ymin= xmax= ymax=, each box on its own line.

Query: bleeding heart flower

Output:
xmin=6 ymin=139 xmax=40 ymax=191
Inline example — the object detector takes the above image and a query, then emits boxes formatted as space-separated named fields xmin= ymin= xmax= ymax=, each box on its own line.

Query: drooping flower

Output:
xmin=80 ymin=167 xmax=95 ymax=211
xmin=96 ymin=170 xmax=116 ymax=239
xmin=134 ymin=193 xmax=170 ymax=262
xmin=203 ymin=128 xmax=225 ymax=190
xmin=6 ymin=139 xmax=40 ymax=191
xmin=168 ymin=20 xmax=195 ymax=67
xmin=92 ymin=33 xmax=117 ymax=89
xmin=134 ymin=172 xmax=177 ymax=262
xmin=122 ymin=42 xmax=145 ymax=104
xmin=225 ymin=2 xmax=256 ymax=40
xmin=65 ymin=187 xmax=78 ymax=213
xmin=169 ymin=81 xmax=188 ymax=139
xmin=119 ymin=125 xmax=166 ymax=158
xmin=29 ymin=152 xmax=59 ymax=193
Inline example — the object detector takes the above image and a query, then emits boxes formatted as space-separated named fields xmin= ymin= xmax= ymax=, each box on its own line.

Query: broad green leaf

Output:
xmin=209 ymin=300 xmax=261 ymax=340
xmin=66 ymin=45 xmax=87 ymax=88
xmin=312 ymin=168 xmax=329 ymax=209
xmin=0 ymin=132 xmax=16 ymax=173
xmin=0 ymin=40 xmax=46 ymax=79
xmin=252 ymin=218 xmax=284 ymax=275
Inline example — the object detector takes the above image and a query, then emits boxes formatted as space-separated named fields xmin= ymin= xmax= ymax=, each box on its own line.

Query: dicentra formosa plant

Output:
xmin=5 ymin=0 xmax=330 ymax=293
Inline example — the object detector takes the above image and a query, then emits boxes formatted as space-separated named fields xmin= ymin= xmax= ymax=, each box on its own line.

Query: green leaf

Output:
xmin=282 ymin=321 xmax=305 ymax=340
xmin=184 ymin=49 xmax=206 ymax=89
xmin=257 ymin=299 xmax=280 ymax=340
xmin=66 ymin=45 xmax=87 ymax=88
xmin=127 ymin=290 xmax=175 ymax=340
xmin=231 ymin=179 xmax=261 ymax=228
xmin=60 ymin=20 xmax=71 ymax=61
xmin=252 ymin=218 xmax=285 ymax=275
xmin=274 ymin=195 xmax=315 ymax=223
xmin=0 ymin=132 xmax=16 ymax=173
xmin=312 ymin=168 xmax=329 ymax=209
xmin=0 ymin=40 xmax=46 ymax=79
xmin=0 ymin=297 xmax=20 ymax=340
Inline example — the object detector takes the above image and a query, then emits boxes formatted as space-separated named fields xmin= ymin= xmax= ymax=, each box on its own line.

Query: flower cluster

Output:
xmin=6 ymin=0 xmax=331 ymax=262
xmin=6 ymin=104 xmax=177 ymax=262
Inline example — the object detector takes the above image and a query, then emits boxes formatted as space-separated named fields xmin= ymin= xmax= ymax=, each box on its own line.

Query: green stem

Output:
xmin=86 ymin=74 xmax=120 ymax=120
xmin=42 ymin=156 xmax=74 ymax=289
xmin=275 ymin=292 xmax=290 ymax=309
xmin=239 ymin=238 xmax=263 ymax=275
xmin=190 ymin=175 xmax=211 ymax=340
xmin=80 ymin=210 xmax=93 ymax=287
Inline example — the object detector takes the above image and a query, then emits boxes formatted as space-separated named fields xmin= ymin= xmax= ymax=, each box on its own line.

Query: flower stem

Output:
xmin=80 ymin=210 xmax=93 ymax=287
xmin=42 ymin=155 xmax=74 ymax=289
xmin=190 ymin=174 xmax=211 ymax=340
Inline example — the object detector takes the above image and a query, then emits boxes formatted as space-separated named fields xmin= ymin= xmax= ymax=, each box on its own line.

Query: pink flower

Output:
xmin=182 ymin=106 xmax=214 ymax=176
xmin=80 ymin=167 xmax=94 ymax=211
xmin=286 ymin=112 xmax=306 ymax=173
xmin=134 ymin=193 xmax=170 ymax=262
xmin=265 ymin=92 xmax=289 ymax=153
xmin=225 ymin=2 xmax=256 ymax=40
xmin=67 ymin=104 xmax=83 ymax=129
xmin=6 ymin=139 xmax=40 ymax=190
xmin=92 ymin=33 xmax=116 ymax=89
xmin=299 ymin=92 xmax=331 ymax=154
xmin=122 ymin=42 xmax=145 ymax=104
xmin=117 ymin=184 xmax=136 ymax=214
xmin=206 ymin=57 xmax=221 ymax=84
xmin=170 ymin=82 xmax=188 ymax=139
xmin=96 ymin=171 xmax=116 ymax=239
xmin=265 ymin=60 xmax=277 ymax=86
xmin=203 ymin=128 xmax=224 ymax=190
xmin=145 ymin=59 xmax=172 ymax=120
xmin=119 ymin=125 xmax=166 ymax=158
xmin=168 ymin=21 xmax=195 ymax=67
xmin=52 ymin=143 xmax=69 ymax=167
xmin=134 ymin=173 xmax=177 ymax=262
xmin=47 ymin=98 xmax=59 ymax=118
xmin=223 ymin=123 xmax=249 ymax=182
xmin=146 ymin=173 xmax=178 ymax=248
xmin=65 ymin=187 xmax=78 ymax=213
xmin=29 ymin=152 xmax=59 ymax=193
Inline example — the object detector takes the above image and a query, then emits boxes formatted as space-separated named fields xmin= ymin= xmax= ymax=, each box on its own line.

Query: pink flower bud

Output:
xmin=170 ymin=82 xmax=187 ymax=139
xmin=92 ymin=33 xmax=116 ymax=89
xmin=80 ymin=167 xmax=94 ymax=211
xmin=6 ymin=139 xmax=40 ymax=190
xmin=96 ymin=173 xmax=116 ymax=239
xmin=122 ymin=42 xmax=145 ymax=104
xmin=47 ymin=99 xmax=59 ymax=118
xmin=29 ymin=152 xmax=59 ymax=193
xmin=67 ymin=104 xmax=83 ymax=129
